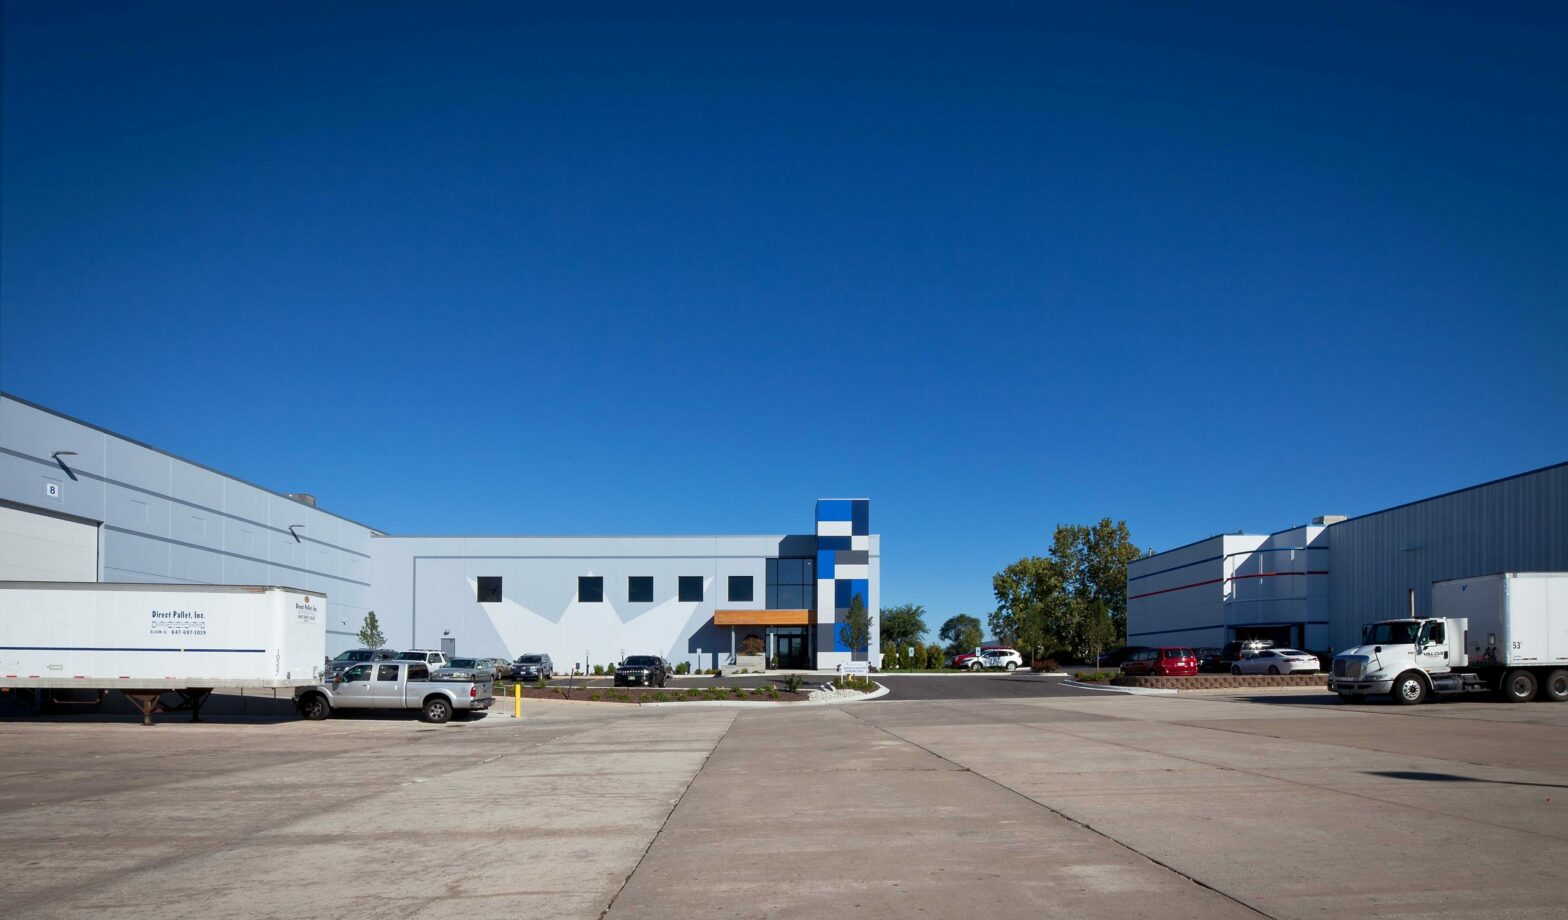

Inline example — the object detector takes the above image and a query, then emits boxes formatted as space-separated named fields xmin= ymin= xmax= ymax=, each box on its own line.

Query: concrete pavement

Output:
xmin=3 ymin=688 xmax=1566 ymax=919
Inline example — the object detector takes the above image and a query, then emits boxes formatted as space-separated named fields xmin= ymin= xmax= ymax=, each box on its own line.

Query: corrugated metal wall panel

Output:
xmin=1326 ymin=464 xmax=1568 ymax=651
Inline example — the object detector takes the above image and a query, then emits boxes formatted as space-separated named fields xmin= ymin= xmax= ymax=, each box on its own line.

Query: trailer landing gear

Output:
xmin=118 ymin=688 xmax=215 ymax=726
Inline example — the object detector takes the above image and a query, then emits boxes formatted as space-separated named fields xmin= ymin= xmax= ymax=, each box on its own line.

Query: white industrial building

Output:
xmin=1127 ymin=462 xmax=1568 ymax=653
xmin=0 ymin=394 xmax=880 ymax=672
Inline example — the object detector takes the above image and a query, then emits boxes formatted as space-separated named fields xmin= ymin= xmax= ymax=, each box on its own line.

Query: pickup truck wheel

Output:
xmin=1541 ymin=670 xmax=1568 ymax=703
xmin=1501 ymin=669 xmax=1537 ymax=703
xmin=422 ymin=698 xmax=453 ymax=723
xmin=299 ymin=693 xmax=330 ymax=721
xmin=1391 ymin=672 xmax=1427 ymax=705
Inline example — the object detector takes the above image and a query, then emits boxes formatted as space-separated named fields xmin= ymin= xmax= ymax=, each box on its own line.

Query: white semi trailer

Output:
xmin=0 ymin=582 xmax=325 ymax=724
xmin=1329 ymin=572 xmax=1568 ymax=705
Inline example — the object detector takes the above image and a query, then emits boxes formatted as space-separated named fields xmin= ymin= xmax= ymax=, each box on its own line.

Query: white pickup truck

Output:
xmin=296 ymin=660 xmax=493 ymax=723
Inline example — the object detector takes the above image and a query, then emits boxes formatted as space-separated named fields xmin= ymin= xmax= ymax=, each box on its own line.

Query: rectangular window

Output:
xmin=728 ymin=575 xmax=754 ymax=602
xmin=376 ymin=664 xmax=400 ymax=682
xmin=578 ymin=576 xmax=604 ymax=603
xmin=477 ymin=576 xmax=502 ymax=603
xmin=678 ymin=575 xmax=704 ymax=603
xmin=628 ymin=576 xmax=653 ymax=603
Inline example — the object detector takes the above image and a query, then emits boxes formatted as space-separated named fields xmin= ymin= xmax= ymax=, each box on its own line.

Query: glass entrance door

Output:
xmin=775 ymin=632 xmax=810 ymax=669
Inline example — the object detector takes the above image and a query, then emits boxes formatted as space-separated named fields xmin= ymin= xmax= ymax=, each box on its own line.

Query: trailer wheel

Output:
xmin=1541 ymin=670 xmax=1568 ymax=703
xmin=1390 ymin=672 xmax=1427 ymax=705
xmin=1501 ymin=669 xmax=1537 ymax=704
xmin=422 ymin=697 xmax=453 ymax=723
xmin=299 ymin=693 xmax=331 ymax=721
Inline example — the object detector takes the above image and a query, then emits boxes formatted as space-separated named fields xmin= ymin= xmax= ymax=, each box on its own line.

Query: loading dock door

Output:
xmin=0 ymin=504 xmax=98 ymax=581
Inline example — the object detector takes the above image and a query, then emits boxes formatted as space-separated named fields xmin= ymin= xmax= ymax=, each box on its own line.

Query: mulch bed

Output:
xmin=495 ymin=684 xmax=814 ymax=704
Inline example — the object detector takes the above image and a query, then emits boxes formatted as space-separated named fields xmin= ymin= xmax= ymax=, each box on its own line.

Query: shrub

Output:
xmin=767 ymin=686 xmax=780 ymax=700
xmin=1074 ymin=670 xmax=1115 ymax=682
xmin=833 ymin=675 xmax=875 ymax=692
xmin=768 ymin=655 xmax=778 ymax=669
xmin=783 ymin=674 xmax=804 ymax=693
xmin=1031 ymin=659 xmax=1059 ymax=672
xmin=534 ymin=678 xmax=547 ymax=690
xmin=675 ymin=661 xmax=691 ymax=675
xmin=592 ymin=664 xmax=605 ymax=676
xmin=589 ymin=692 xmax=601 ymax=701
xmin=650 ymin=691 xmax=669 ymax=703
xmin=925 ymin=644 xmax=946 ymax=669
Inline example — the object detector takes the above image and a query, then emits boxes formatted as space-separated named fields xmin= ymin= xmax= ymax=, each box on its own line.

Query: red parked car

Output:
xmin=1120 ymin=647 xmax=1199 ymax=677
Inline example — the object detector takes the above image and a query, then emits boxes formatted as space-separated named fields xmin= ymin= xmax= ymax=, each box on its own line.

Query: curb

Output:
xmin=1062 ymin=680 xmax=1178 ymax=696
xmin=640 ymin=682 xmax=891 ymax=708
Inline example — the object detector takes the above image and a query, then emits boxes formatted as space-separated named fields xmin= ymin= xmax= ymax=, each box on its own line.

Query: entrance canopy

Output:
xmin=713 ymin=609 xmax=815 ymax=627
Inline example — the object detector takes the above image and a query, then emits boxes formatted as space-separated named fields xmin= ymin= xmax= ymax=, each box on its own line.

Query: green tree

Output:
xmin=879 ymin=603 xmax=928 ymax=649
xmin=991 ymin=519 xmax=1144 ymax=660
xmin=356 ymin=611 xmax=386 ymax=649
xmin=938 ymin=614 xmax=983 ymax=655
xmin=990 ymin=556 xmax=1064 ymax=658
xmin=924 ymin=643 xmax=946 ymax=668
xmin=839 ymin=592 xmax=872 ymax=655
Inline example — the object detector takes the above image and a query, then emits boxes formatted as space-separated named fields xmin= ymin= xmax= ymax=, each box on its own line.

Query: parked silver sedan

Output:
xmin=1231 ymin=648 xmax=1320 ymax=675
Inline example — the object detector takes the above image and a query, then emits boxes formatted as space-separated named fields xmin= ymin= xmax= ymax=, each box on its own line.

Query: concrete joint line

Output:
xmin=598 ymin=711 xmax=739 ymax=919
xmin=843 ymin=709 xmax=1279 ymax=920
xmin=1016 ymin=716 xmax=1568 ymax=846
xmin=5 ymin=725 xmax=584 ymax=916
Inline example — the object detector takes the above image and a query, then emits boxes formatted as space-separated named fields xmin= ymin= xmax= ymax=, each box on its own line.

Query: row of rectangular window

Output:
xmin=476 ymin=575 xmax=754 ymax=604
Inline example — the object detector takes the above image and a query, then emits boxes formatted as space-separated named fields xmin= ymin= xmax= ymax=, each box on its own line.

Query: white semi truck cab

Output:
xmin=1330 ymin=573 xmax=1568 ymax=705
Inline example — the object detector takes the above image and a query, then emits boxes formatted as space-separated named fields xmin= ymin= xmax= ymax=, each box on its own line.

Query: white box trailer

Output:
xmin=1432 ymin=572 xmax=1568 ymax=668
xmin=0 ymin=583 xmax=325 ymax=723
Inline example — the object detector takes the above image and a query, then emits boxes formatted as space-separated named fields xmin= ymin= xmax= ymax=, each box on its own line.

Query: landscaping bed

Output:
xmin=498 ymin=684 xmax=804 ymax=703
xmin=494 ymin=675 xmax=880 ymax=704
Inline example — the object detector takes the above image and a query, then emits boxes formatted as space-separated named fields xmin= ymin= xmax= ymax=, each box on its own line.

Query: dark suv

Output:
xmin=513 ymin=654 xmax=553 ymax=682
xmin=614 ymin=655 xmax=668 ymax=688
xmin=1206 ymin=640 xmax=1274 ymax=672
xmin=326 ymin=647 xmax=399 ymax=677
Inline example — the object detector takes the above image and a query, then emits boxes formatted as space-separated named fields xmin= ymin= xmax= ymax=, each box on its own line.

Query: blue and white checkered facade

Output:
xmin=816 ymin=499 xmax=877 ymax=664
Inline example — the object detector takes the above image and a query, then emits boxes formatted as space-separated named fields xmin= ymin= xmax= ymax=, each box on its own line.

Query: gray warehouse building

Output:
xmin=0 ymin=394 xmax=880 ymax=671
xmin=1127 ymin=461 xmax=1568 ymax=653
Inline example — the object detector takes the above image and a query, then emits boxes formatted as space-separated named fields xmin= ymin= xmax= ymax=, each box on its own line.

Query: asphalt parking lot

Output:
xmin=3 ymin=684 xmax=1566 ymax=919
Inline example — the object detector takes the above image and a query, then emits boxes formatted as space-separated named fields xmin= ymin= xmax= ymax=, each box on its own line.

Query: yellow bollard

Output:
xmin=513 ymin=682 xmax=521 ymax=719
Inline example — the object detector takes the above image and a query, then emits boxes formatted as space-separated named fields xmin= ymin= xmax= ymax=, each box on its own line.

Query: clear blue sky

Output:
xmin=3 ymin=2 xmax=1565 ymax=636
